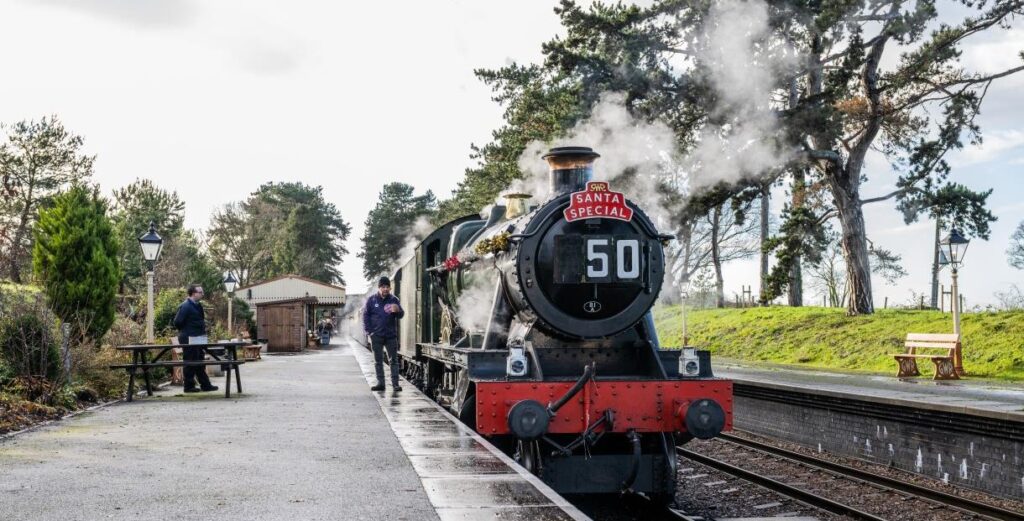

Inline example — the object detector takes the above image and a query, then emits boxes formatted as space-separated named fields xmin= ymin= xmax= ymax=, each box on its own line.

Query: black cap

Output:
xmin=378 ymin=276 xmax=391 ymax=287
xmin=541 ymin=146 xmax=600 ymax=160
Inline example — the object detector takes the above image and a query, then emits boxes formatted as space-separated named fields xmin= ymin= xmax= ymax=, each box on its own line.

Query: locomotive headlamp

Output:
xmin=680 ymin=348 xmax=700 ymax=376
xmin=507 ymin=345 xmax=529 ymax=377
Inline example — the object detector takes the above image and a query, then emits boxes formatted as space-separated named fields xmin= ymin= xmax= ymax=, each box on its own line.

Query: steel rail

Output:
xmin=677 ymin=446 xmax=888 ymax=521
xmin=719 ymin=432 xmax=1024 ymax=521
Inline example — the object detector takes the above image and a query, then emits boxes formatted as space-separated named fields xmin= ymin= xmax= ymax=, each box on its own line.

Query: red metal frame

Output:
xmin=476 ymin=379 xmax=733 ymax=436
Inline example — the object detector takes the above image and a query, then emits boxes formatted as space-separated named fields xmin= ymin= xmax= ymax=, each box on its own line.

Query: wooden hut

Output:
xmin=237 ymin=275 xmax=346 ymax=352
xmin=255 ymin=297 xmax=318 ymax=352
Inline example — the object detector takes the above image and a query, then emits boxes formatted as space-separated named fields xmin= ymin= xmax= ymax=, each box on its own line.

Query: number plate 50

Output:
xmin=554 ymin=234 xmax=644 ymax=284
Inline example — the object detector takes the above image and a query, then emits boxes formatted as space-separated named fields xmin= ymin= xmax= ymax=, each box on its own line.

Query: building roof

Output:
xmin=236 ymin=274 xmax=345 ymax=293
xmin=238 ymin=274 xmax=346 ymax=307
xmin=254 ymin=296 xmax=319 ymax=307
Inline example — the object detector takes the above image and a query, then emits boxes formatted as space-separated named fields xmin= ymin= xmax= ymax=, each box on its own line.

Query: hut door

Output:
xmin=265 ymin=306 xmax=292 ymax=350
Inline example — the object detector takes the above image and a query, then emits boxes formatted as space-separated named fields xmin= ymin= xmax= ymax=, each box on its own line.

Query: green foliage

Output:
xmin=32 ymin=185 xmax=120 ymax=343
xmin=654 ymin=306 xmax=1024 ymax=380
xmin=763 ymin=206 xmax=829 ymax=302
xmin=109 ymin=179 xmax=186 ymax=293
xmin=153 ymin=287 xmax=186 ymax=337
xmin=209 ymin=182 xmax=351 ymax=286
xmin=252 ymin=182 xmax=351 ymax=284
xmin=0 ymin=116 xmax=95 ymax=283
xmin=900 ymin=183 xmax=996 ymax=240
xmin=1009 ymin=221 xmax=1024 ymax=270
xmin=360 ymin=183 xmax=437 ymax=280
xmin=0 ymin=356 xmax=12 ymax=386
xmin=0 ymin=311 xmax=61 ymax=381
xmin=436 ymin=64 xmax=585 ymax=223
xmin=230 ymin=297 xmax=256 ymax=339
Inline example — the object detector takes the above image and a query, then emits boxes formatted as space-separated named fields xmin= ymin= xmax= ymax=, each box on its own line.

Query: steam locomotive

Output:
xmin=387 ymin=146 xmax=732 ymax=501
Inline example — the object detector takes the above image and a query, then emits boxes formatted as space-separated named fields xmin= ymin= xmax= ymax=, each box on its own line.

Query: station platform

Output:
xmin=349 ymin=342 xmax=589 ymax=521
xmin=0 ymin=341 xmax=588 ymax=521
xmin=717 ymin=362 xmax=1024 ymax=422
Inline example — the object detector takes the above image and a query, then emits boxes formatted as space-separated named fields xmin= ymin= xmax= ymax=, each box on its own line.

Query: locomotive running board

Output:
xmin=416 ymin=343 xmax=702 ymax=381
xmin=417 ymin=343 xmax=509 ymax=378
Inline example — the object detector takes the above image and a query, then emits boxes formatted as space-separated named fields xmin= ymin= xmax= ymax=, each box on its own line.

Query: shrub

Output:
xmin=0 ymin=355 xmax=13 ymax=386
xmin=73 ymin=345 xmax=131 ymax=399
xmin=74 ymin=316 xmax=142 ymax=399
xmin=0 ymin=311 xmax=61 ymax=382
xmin=153 ymin=288 xmax=186 ymax=336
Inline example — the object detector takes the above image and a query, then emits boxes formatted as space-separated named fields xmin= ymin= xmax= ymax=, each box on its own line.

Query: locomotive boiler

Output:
xmin=389 ymin=146 xmax=732 ymax=501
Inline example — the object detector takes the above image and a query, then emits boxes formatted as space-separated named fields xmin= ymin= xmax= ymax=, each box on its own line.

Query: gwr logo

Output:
xmin=564 ymin=182 xmax=634 ymax=222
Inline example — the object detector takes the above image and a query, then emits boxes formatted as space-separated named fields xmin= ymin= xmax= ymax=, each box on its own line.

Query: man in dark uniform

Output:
xmin=173 ymin=284 xmax=218 ymax=393
xmin=363 ymin=277 xmax=404 ymax=392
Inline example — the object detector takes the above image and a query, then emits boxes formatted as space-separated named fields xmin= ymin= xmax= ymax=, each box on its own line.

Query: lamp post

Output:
xmin=223 ymin=272 xmax=238 ymax=338
xmin=939 ymin=228 xmax=970 ymax=376
xmin=680 ymin=276 xmax=691 ymax=346
xmin=138 ymin=222 xmax=164 ymax=343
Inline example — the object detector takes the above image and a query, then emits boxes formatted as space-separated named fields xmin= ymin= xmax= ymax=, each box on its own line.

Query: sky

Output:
xmin=1 ymin=0 xmax=1022 ymax=306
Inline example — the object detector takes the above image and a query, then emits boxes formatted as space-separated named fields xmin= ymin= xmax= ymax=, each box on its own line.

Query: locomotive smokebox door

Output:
xmin=513 ymin=168 xmax=667 ymax=339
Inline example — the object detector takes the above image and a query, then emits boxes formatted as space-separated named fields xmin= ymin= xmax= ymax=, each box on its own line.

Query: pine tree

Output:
xmin=360 ymin=183 xmax=437 ymax=280
xmin=109 ymin=178 xmax=185 ymax=293
xmin=32 ymin=185 xmax=121 ymax=343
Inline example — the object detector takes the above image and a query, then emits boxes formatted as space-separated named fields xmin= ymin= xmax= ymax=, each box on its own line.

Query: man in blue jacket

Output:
xmin=363 ymin=276 xmax=404 ymax=392
xmin=173 ymin=284 xmax=218 ymax=393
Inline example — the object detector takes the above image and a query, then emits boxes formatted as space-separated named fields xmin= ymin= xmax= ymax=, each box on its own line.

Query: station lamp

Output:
xmin=138 ymin=222 xmax=163 ymax=343
xmin=224 ymin=272 xmax=239 ymax=337
xmin=938 ymin=228 xmax=970 ymax=376
xmin=939 ymin=228 xmax=969 ymax=268
xmin=138 ymin=222 xmax=164 ymax=267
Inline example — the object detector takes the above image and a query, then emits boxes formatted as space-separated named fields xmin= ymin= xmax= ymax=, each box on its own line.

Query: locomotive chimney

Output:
xmin=542 ymin=146 xmax=600 ymax=196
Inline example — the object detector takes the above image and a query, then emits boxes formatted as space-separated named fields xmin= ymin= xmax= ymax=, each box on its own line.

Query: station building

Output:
xmin=236 ymin=275 xmax=346 ymax=352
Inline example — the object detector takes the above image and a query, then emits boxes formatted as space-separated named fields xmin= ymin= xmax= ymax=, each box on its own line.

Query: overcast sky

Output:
xmin=1 ymin=0 xmax=1022 ymax=307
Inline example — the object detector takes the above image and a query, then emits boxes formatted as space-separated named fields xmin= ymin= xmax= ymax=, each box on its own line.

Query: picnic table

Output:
xmin=111 ymin=341 xmax=247 ymax=401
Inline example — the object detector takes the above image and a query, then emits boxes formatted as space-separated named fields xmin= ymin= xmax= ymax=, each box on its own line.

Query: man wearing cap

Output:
xmin=363 ymin=276 xmax=405 ymax=391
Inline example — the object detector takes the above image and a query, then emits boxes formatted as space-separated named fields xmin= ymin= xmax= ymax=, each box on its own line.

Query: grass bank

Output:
xmin=652 ymin=306 xmax=1024 ymax=380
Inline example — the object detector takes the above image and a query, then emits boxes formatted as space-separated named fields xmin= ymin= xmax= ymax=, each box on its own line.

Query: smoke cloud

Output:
xmin=683 ymin=0 xmax=797 ymax=189
xmin=511 ymin=0 xmax=796 ymax=227
xmin=454 ymin=270 xmax=499 ymax=334
xmin=383 ymin=215 xmax=437 ymax=278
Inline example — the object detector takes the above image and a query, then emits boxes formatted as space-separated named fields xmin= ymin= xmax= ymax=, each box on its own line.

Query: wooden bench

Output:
xmin=110 ymin=342 xmax=248 ymax=401
xmin=892 ymin=333 xmax=963 ymax=380
xmin=110 ymin=360 xmax=245 ymax=399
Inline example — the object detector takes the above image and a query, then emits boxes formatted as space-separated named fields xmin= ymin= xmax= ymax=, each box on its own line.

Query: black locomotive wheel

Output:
xmin=515 ymin=439 xmax=542 ymax=475
xmin=457 ymin=393 xmax=476 ymax=426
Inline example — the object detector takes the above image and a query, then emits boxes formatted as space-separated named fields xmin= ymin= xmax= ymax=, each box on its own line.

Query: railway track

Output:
xmin=678 ymin=433 xmax=1024 ymax=521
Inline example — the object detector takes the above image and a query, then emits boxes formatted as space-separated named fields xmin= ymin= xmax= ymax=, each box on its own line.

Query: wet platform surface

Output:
xmin=350 ymin=343 xmax=590 ymax=521
xmin=719 ymin=362 xmax=1024 ymax=421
